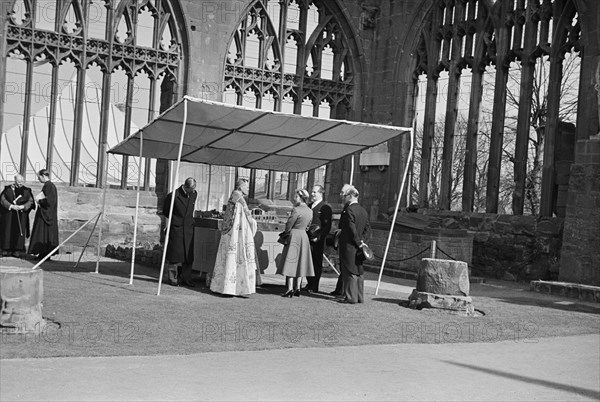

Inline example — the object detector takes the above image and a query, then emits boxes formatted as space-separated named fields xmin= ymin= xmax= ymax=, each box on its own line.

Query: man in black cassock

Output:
xmin=0 ymin=174 xmax=35 ymax=257
xmin=28 ymin=169 xmax=59 ymax=260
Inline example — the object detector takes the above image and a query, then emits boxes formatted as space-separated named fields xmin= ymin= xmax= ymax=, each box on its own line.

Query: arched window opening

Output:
xmin=1 ymin=0 xmax=185 ymax=190
xmin=410 ymin=0 xmax=581 ymax=217
xmin=223 ymin=0 xmax=356 ymax=200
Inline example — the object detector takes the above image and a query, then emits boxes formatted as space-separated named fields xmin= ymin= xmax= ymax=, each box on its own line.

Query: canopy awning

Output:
xmin=108 ymin=96 xmax=411 ymax=173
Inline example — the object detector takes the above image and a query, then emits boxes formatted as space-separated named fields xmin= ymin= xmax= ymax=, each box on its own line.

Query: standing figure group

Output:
xmin=275 ymin=183 xmax=370 ymax=304
xmin=162 ymin=178 xmax=361 ymax=302
xmin=0 ymin=174 xmax=34 ymax=257
xmin=0 ymin=169 xmax=60 ymax=260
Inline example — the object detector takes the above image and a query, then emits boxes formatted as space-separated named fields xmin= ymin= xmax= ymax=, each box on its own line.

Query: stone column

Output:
xmin=0 ymin=267 xmax=46 ymax=334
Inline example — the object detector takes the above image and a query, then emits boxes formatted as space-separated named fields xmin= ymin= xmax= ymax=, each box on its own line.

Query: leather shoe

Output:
xmin=301 ymin=286 xmax=314 ymax=293
xmin=329 ymin=290 xmax=342 ymax=296
xmin=168 ymin=280 xmax=179 ymax=287
xmin=182 ymin=280 xmax=195 ymax=288
xmin=337 ymin=299 xmax=356 ymax=304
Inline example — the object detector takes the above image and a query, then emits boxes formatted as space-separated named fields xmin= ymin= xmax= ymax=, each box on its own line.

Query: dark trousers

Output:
xmin=167 ymin=263 xmax=192 ymax=285
xmin=342 ymin=268 xmax=364 ymax=304
xmin=333 ymin=275 xmax=343 ymax=295
xmin=307 ymin=240 xmax=325 ymax=291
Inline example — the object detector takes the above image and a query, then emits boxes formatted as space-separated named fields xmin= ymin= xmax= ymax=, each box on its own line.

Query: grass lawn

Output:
xmin=1 ymin=255 xmax=599 ymax=359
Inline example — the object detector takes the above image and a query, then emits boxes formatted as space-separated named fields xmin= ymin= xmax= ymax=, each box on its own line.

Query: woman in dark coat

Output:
xmin=276 ymin=189 xmax=314 ymax=297
xmin=28 ymin=169 xmax=59 ymax=259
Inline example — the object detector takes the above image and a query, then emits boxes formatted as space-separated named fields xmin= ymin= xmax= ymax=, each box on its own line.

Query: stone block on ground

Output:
xmin=0 ymin=266 xmax=46 ymax=333
xmin=408 ymin=290 xmax=475 ymax=316
xmin=417 ymin=258 xmax=470 ymax=296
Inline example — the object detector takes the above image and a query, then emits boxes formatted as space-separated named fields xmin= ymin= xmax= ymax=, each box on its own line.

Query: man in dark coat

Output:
xmin=163 ymin=177 xmax=197 ymax=287
xmin=337 ymin=184 xmax=370 ymax=304
xmin=28 ymin=169 xmax=59 ymax=260
xmin=0 ymin=174 xmax=35 ymax=257
xmin=303 ymin=184 xmax=332 ymax=293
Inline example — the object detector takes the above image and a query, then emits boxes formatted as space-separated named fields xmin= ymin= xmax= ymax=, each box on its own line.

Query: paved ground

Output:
xmin=1 ymin=334 xmax=599 ymax=401
xmin=1 ymin=255 xmax=599 ymax=401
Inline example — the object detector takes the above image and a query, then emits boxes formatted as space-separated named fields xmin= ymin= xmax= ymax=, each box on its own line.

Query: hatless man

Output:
xmin=0 ymin=174 xmax=35 ymax=257
xmin=303 ymin=185 xmax=332 ymax=293
xmin=163 ymin=177 xmax=197 ymax=287
xmin=337 ymin=184 xmax=370 ymax=304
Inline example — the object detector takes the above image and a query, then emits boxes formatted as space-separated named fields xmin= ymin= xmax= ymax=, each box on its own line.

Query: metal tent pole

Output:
xmin=349 ymin=154 xmax=355 ymax=186
xmin=33 ymin=213 xmax=101 ymax=270
xmin=375 ymin=121 xmax=415 ymax=295
xmin=129 ymin=131 xmax=143 ymax=285
xmin=157 ymin=99 xmax=188 ymax=296
xmin=95 ymin=148 xmax=109 ymax=274
xmin=73 ymin=213 xmax=101 ymax=268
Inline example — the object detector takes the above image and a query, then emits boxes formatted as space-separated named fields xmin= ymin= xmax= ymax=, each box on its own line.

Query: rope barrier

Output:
xmin=373 ymin=245 xmax=431 ymax=263
xmin=435 ymin=245 xmax=457 ymax=261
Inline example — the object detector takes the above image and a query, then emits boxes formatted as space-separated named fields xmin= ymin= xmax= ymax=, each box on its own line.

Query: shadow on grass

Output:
xmin=490 ymin=296 xmax=600 ymax=315
xmin=372 ymin=297 xmax=406 ymax=305
xmin=442 ymin=360 xmax=600 ymax=400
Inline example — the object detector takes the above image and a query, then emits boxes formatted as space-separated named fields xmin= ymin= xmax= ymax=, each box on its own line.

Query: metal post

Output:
xmin=157 ymin=99 xmax=188 ymax=296
xmin=130 ymin=131 xmax=143 ymax=285
xmin=375 ymin=123 xmax=415 ymax=295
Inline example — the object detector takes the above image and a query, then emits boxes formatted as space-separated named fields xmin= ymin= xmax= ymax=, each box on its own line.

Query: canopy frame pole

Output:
xmin=95 ymin=147 xmax=109 ymax=274
xmin=157 ymin=99 xmax=188 ymax=296
xmin=129 ymin=130 xmax=143 ymax=285
xmin=322 ymin=253 xmax=340 ymax=275
xmin=33 ymin=213 xmax=101 ymax=270
xmin=73 ymin=213 xmax=101 ymax=268
xmin=375 ymin=122 xmax=415 ymax=295
xmin=205 ymin=164 xmax=211 ymax=211
xmin=350 ymin=154 xmax=355 ymax=186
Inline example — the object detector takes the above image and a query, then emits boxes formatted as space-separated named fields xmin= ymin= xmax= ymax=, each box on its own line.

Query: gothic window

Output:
xmin=0 ymin=0 xmax=185 ymax=189
xmin=411 ymin=0 xmax=580 ymax=216
xmin=223 ymin=0 xmax=355 ymax=199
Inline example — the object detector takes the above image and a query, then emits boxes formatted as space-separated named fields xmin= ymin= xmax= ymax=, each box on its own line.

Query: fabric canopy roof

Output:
xmin=108 ymin=96 xmax=411 ymax=173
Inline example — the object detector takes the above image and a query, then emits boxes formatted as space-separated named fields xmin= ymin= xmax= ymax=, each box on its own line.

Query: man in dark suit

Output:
xmin=337 ymin=184 xmax=370 ymax=304
xmin=303 ymin=185 xmax=332 ymax=293
xmin=0 ymin=174 xmax=35 ymax=257
xmin=163 ymin=177 xmax=197 ymax=287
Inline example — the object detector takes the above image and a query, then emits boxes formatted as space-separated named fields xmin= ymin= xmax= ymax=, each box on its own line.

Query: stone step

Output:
xmin=530 ymin=280 xmax=600 ymax=303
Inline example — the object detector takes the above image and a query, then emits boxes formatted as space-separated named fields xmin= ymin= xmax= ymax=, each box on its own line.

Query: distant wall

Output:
xmin=369 ymin=211 xmax=563 ymax=282
xmin=559 ymin=139 xmax=600 ymax=286
xmin=2 ymin=182 xmax=566 ymax=283
xmin=0 ymin=182 xmax=163 ymax=259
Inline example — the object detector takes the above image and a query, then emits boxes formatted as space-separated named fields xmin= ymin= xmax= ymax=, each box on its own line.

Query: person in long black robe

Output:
xmin=28 ymin=169 xmax=59 ymax=259
xmin=0 ymin=174 xmax=35 ymax=257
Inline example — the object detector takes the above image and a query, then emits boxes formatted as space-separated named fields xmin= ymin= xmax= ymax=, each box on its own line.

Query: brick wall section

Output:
xmin=559 ymin=139 xmax=600 ymax=286
xmin=369 ymin=211 xmax=563 ymax=281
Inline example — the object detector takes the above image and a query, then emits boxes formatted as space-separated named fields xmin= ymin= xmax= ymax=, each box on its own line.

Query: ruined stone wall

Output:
xmin=559 ymin=139 xmax=600 ymax=286
xmin=369 ymin=211 xmax=563 ymax=282
xmin=367 ymin=223 xmax=473 ymax=278
xmin=0 ymin=182 xmax=163 ymax=260
xmin=4 ymin=180 xmax=565 ymax=284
